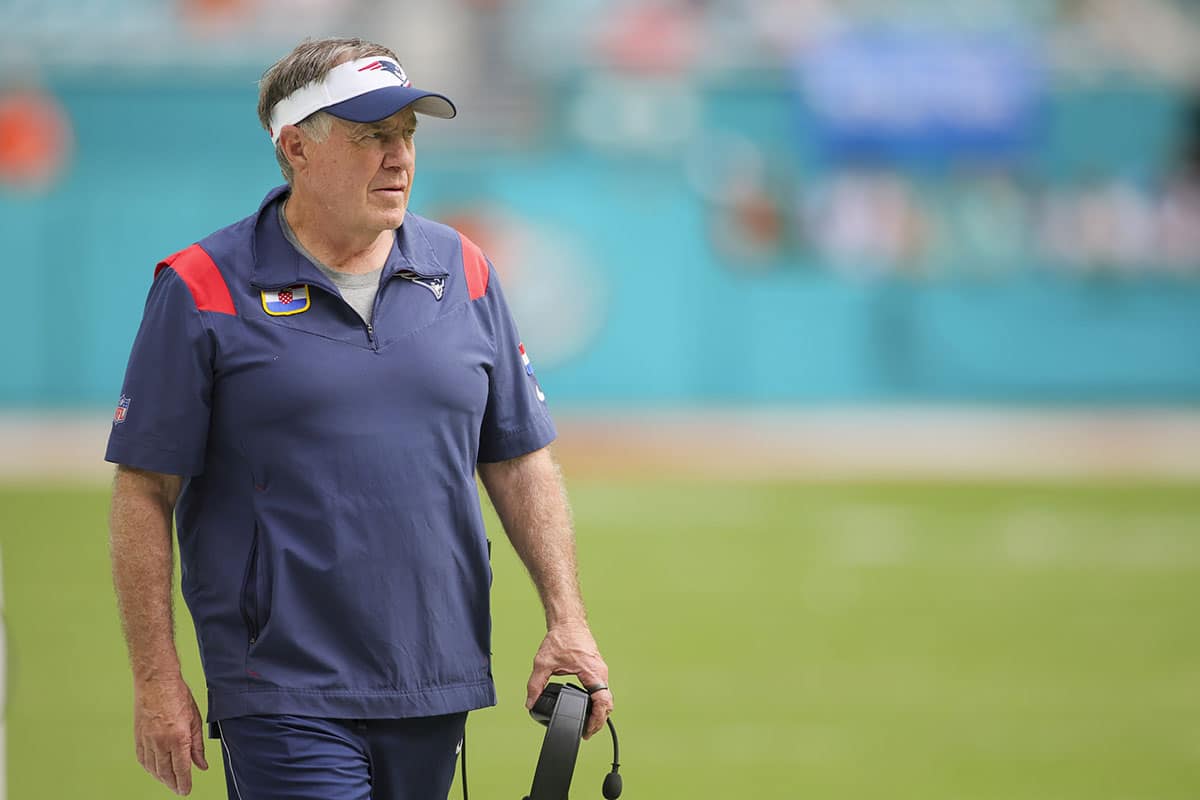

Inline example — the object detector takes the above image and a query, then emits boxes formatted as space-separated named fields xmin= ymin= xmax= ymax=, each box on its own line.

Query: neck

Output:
xmin=284 ymin=191 xmax=394 ymax=274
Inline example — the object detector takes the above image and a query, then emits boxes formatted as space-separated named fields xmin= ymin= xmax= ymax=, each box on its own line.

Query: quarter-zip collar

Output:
xmin=250 ymin=184 xmax=448 ymax=291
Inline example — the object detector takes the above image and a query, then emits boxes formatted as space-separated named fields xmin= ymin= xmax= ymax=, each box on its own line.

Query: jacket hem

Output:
xmin=206 ymin=678 xmax=496 ymax=726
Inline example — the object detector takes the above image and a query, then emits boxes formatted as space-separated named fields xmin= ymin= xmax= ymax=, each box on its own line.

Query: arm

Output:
xmin=110 ymin=465 xmax=208 ymax=795
xmin=477 ymin=446 xmax=614 ymax=739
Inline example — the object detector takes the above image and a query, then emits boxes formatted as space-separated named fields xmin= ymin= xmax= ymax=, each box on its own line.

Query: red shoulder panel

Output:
xmin=459 ymin=233 xmax=490 ymax=301
xmin=155 ymin=244 xmax=236 ymax=316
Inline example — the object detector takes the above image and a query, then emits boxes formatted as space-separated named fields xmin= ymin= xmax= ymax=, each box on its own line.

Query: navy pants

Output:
xmin=215 ymin=713 xmax=467 ymax=800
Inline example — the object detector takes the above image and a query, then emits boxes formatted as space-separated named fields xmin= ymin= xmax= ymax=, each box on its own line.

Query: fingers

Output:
xmin=526 ymin=624 xmax=614 ymax=737
xmin=526 ymin=662 xmax=554 ymax=710
xmin=133 ymin=680 xmax=204 ymax=795
xmin=172 ymin=748 xmax=193 ymax=795
xmin=142 ymin=734 xmax=191 ymax=795
xmin=191 ymin=735 xmax=208 ymax=771
xmin=190 ymin=705 xmax=209 ymax=771
xmin=577 ymin=664 xmax=612 ymax=740
xmin=583 ymin=687 xmax=614 ymax=740
xmin=142 ymin=743 xmax=157 ymax=782
xmin=147 ymin=744 xmax=176 ymax=794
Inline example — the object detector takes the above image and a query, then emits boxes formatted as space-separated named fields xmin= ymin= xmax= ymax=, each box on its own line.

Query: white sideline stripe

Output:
xmin=2 ymin=408 xmax=1200 ymax=481
xmin=218 ymin=721 xmax=244 ymax=800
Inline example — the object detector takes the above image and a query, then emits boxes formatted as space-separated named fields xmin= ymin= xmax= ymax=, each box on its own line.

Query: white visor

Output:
xmin=268 ymin=57 xmax=456 ymax=143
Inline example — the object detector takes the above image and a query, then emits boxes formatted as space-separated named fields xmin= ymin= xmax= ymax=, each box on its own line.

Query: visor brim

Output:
xmin=323 ymin=86 xmax=457 ymax=123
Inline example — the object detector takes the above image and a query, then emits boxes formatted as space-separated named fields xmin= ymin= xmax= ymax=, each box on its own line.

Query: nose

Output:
xmin=381 ymin=138 xmax=412 ymax=170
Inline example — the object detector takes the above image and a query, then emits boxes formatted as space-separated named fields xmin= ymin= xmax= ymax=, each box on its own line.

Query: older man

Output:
xmin=106 ymin=37 xmax=612 ymax=799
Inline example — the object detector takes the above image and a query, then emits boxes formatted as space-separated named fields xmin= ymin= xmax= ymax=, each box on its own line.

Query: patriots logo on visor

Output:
xmin=357 ymin=60 xmax=411 ymax=87
xmin=261 ymin=285 xmax=311 ymax=316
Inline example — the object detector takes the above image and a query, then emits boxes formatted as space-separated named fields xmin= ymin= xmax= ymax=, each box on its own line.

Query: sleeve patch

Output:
xmin=155 ymin=244 xmax=237 ymax=315
xmin=459 ymin=233 xmax=490 ymax=301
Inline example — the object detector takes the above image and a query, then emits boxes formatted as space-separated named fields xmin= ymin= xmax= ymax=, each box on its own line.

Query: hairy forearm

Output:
xmin=109 ymin=466 xmax=184 ymax=683
xmin=479 ymin=447 xmax=586 ymax=626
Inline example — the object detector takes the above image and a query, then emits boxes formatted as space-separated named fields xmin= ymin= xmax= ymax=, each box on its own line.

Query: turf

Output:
xmin=1 ymin=480 xmax=1199 ymax=799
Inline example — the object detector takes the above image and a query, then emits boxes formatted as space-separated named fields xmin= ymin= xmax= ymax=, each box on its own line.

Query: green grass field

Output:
xmin=2 ymin=479 xmax=1199 ymax=799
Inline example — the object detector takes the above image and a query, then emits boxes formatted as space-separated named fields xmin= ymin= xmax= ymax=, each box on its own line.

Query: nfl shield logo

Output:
xmin=113 ymin=395 xmax=131 ymax=424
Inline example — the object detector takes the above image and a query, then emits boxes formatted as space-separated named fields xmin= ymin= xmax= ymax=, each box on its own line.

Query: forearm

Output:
xmin=479 ymin=447 xmax=586 ymax=626
xmin=109 ymin=466 xmax=184 ymax=683
xmin=481 ymin=447 xmax=612 ymax=732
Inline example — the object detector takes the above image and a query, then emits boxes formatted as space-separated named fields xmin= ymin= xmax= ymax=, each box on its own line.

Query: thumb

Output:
xmin=190 ymin=712 xmax=208 ymax=770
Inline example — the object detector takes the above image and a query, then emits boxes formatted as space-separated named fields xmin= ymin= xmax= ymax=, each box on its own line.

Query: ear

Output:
xmin=278 ymin=126 xmax=310 ymax=175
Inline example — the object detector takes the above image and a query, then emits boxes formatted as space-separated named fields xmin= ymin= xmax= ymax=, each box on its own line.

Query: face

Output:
xmin=291 ymin=107 xmax=418 ymax=238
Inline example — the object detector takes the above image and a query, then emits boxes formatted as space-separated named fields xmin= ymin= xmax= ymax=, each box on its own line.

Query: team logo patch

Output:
xmin=357 ymin=60 xmax=411 ymax=87
xmin=398 ymin=271 xmax=445 ymax=300
xmin=519 ymin=343 xmax=546 ymax=402
xmin=113 ymin=395 xmax=131 ymax=424
xmin=262 ymin=285 xmax=310 ymax=316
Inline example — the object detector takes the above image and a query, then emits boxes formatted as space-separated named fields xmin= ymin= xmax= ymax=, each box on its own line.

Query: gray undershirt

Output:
xmin=278 ymin=203 xmax=383 ymax=325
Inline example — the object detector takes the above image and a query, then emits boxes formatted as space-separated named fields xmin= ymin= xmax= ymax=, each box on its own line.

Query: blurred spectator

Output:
xmin=685 ymin=132 xmax=790 ymax=266
xmin=933 ymin=169 xmax=1031 ymax=278
xmin=180 ymin=0 xmax=254 ymax=33
xmin=3 ymin=0 xmax=1200 ymax=282
xmin=593 ymin=0 xmax=702 ymax=74
xmin=743 ymin=0 xmax=845 ymax=61
xmin=1157 ymin=96 xmax=1200 ymax=273
xmin=0 ymin=86 xmax=72 ymax=191
xmin=1051 ymin=0 xmax=1200 ymax=83
xmin=802 ymin=169 xmax=930 ymax=278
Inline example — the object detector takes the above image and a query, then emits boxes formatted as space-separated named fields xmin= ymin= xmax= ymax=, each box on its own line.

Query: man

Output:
xmin=106 ymin=37 xmax=612 ymax=799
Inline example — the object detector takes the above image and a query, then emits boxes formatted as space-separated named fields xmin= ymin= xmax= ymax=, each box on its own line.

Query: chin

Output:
xmin=372 ymin=206 xmax=407 ymax=230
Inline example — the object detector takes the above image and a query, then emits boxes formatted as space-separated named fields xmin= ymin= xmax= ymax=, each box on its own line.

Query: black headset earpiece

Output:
xmin=525 ymin=682 xmax=622 ymax=800
xmin=528 ymin=682 xmax=566 ymax=725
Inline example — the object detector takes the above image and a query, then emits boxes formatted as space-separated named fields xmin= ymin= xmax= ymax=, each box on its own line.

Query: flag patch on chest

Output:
xmin=261 ymin=284 xmax=310 ymax=316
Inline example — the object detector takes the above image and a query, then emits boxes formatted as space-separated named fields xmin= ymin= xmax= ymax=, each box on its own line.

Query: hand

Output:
xmin=526 ymin=620 xmax=613 ymax=739
xmin=133 ymin=676 xmax=209 ymax=795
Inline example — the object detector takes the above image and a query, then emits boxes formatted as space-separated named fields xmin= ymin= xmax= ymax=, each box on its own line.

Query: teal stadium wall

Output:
xmin=1 ymin=73 xmax=1198 ymax=408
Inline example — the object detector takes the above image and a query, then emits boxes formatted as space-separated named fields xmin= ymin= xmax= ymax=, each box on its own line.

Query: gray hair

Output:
xmin=258 ymin=37 xmax=400 ymax=183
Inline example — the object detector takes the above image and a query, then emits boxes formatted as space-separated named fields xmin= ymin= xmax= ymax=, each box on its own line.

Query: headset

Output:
xmin=459 ymin=682 xmax=623 ymax=800
xmin=525 ymin=683 xmax=622 ymax=800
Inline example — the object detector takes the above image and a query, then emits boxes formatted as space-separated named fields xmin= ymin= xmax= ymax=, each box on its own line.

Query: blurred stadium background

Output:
xmin=1 ymin=0 xmax=1199 ymax=797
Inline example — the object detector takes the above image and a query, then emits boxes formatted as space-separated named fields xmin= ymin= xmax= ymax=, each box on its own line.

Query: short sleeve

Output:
xmin=104 ymin=268 xmax=215 ymax=476
xmin=476 ymin=262 xmax=557 ymax=463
